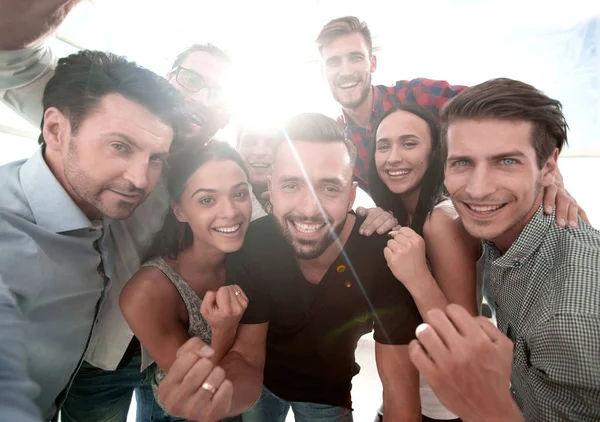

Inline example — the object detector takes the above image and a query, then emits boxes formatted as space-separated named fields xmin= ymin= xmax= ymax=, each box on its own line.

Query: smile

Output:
xmin=338 ymin=81 xmax=359 ymax=89
xmin=386 ymin=169 xmax=411 ymax=177
xmin=212 ymin=224 xmax=242 ymax=234
xmin=290 ymin=220 xmax=325 ymax=234
xmin=250 ymin=163 xmax=270 ymax=168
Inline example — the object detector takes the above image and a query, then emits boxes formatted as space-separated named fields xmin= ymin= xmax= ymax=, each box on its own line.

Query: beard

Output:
xmin=332 ymin=72 xmax=372 ymax=110
xmin=275 ymin=212 xmax=348 ymax=260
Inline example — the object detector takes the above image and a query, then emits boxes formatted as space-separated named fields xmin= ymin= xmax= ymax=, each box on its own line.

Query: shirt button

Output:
xmin=513 ymin=260 xmax=522 ymax=268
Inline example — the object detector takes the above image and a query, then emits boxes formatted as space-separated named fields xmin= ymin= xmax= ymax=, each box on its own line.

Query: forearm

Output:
xmin=405 ymin=272 xmax=450 ymax=322
xmin=220 ymin=350 xmax=264 ymax=416
xmin=382 ymin=384 xmax=421 ymax=422
xmin=210 ymin=326 xmax=238 ymax=364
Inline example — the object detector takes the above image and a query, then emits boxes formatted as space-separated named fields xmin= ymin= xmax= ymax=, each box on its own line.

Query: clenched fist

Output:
xmin=201 ymin=284 xmax=248 ymax=332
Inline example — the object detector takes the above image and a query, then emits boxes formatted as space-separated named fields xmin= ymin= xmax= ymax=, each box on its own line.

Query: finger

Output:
xmin=542 ymin=184 xmax=557 ymax=215
xmin=355 ymin=206 xmax=367 ymax=216
xmin=216 ymin=286 xmax=232 ymax=314
xmin=230 ymin=284 xmax=249 ymax=304
xmin=372 ymin=213 xmax=398 ymax=235
xmin=158 ymin=351 xmax=212 ymax=406
xmin=425 ymin=308 xmax=461 ymax=348
xmin=183 ymin=366 xmax=227 ymax=420
xmin=359 ymin=208 xmax=381 ymax=235
xmin=383 ymin=246 xmax=393 ymax=263
xmin=176 ymin=337 xmax=212 ymax=359
xmin=566 ymin=200 xmax=579 ymax=228
xmin=205 ymin=379 xmax=234 ymax=422
xmin=415 ymin=323 xmax=450 ymax=366
xmin=408 ymin=339 xmax=437 ymax=376
xmin=444 ymin=304 xmax=482 ymax=339
xmin=201 ymin=290 xmax=217 ymax=316
xmin=396 ymin=226 xmax=418 ymax=240
xmin=475 ymin=316 xmax=508 ymax=344
xmin=386 ymin=238 xmax=400 ymax=252
xmin=227 ymin=285 xmax=247 ymax=314
xmin=553 ymin=190 xmax=570 ymax=228
xmin=578 ymin=206 xmax=590 ymax=224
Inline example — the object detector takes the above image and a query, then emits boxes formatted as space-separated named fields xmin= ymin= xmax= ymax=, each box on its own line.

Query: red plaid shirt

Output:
xmin=337 ymin=78 xmax=466 ymax=192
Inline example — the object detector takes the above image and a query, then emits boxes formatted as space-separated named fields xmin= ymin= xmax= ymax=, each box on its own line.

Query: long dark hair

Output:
xmin=144 ymin=139 xmax=249 ymax=261
xmin=367 ymin=104 xmax=445 ymax=236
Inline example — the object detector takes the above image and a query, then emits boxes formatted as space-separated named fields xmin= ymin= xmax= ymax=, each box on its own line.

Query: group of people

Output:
xmin=1 ymin=1 xmax=599 ymax=422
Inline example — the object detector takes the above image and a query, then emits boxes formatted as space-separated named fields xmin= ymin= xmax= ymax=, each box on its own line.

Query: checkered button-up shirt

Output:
xmin=337 ymin=78 xmax=466 ymax=191
xmin=487 ymin=206 xmax=600 ymax=421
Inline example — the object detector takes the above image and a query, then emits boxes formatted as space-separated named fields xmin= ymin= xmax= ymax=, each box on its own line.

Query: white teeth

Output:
xmin=387 ymin=170 xmax=410 ymax=177
xmin=339 ymin=82 xmax=359 ymax=89
xmin=292 ymin=221 xmax=323 ymax=233
xmin=467 ymin=204 xmax=504 ymax=213
xmin=213 ymin=224 xmax=241 ymax=233
xmin=251 ymin=163 xmax=269 ymax=168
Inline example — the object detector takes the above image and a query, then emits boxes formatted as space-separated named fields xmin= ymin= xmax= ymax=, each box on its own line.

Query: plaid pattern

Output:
xmin=486 ymin=206 xmax=600 ymax=421
xmin=337 ymin=78 xmax=466 ymax=191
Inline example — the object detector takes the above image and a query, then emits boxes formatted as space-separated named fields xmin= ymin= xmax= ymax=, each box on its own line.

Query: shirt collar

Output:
xmin=19 ymin=148 xmax=101 ymax=233
xmin=486 ymin=205 xmax=552 ymax=268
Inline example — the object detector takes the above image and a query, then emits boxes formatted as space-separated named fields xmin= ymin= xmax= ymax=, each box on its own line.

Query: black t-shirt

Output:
xmin=225 ymin=213 xmax=422 ymax=408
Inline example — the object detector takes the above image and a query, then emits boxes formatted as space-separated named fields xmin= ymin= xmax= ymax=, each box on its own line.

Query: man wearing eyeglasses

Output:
xmin=0 ymin=1 xmax=260 ymax=421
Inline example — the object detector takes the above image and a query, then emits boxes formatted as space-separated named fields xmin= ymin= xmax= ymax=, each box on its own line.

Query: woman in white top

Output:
xmin=368 ymin=103 xmax=483 ymax=422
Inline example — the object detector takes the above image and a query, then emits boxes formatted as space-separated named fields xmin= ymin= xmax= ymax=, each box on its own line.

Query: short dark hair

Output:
xmin=316 ymin=16 xmax=373 ymax=55
xmin=368 ymin=104 xmax=445 ymax=236
xmin=171 ymin=43 xmax=231 ymax=71
xmin=40 ymin=50 xmax=189 ymax=146
xmin=145 ymin=139 xmax=249 ymax=260
xmin=440 ymin=78 xmax=568 ymax=168
xmin=271 ymin=113 xmax=357 ymax=171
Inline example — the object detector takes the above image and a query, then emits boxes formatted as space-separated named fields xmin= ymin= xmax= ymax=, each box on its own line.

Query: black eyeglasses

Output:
xmin=172 ymin=66 xmax=226 ymax=105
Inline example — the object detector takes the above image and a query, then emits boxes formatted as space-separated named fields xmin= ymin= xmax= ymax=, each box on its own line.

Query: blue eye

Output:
xmin=501 ymin=158 xmax=517 ymax=165
xmin=453 ymin=160 xmax=468 ymax=167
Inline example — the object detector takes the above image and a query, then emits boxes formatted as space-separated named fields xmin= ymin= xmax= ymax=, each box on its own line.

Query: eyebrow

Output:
xmin=447 ymin=150 xmax=528 ymax=162
xmin=190 ymin=181 xmax=249 ymax=198
xmin=376 ymin=134 xmax=420 ymax=143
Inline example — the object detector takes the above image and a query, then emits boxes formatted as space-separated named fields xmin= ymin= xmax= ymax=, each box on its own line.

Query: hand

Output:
xmin=383 ymin=227 xmax=430 ymax=288
xmin=201 ymin=285 xmax=248 ymax=332
xmin=543 ymin=166 xmax=588 ymax=228
xmin=0 ymin=0 xmax=81 ymax=49
xmin=409 ymin=305 xmax=523 ymax=422
xmin=356 ymin=206 xmax=398 ymax=236
xmin=158 ymin=338 xmax=234 ymax=422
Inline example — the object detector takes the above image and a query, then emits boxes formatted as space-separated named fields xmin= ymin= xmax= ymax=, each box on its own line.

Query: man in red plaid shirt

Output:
xmin=316 ymin=16 xmax=466 ymax=192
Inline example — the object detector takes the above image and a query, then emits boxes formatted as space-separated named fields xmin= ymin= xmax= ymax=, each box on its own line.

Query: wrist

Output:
xmin=464 ymin=397 xmax=523 ymax=422
xmin=404 ymin=269 xmax=436 ymax=295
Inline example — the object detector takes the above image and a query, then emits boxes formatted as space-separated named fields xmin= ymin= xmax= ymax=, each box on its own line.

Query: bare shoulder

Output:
xmin=423 ymin=206 xmax=480 ymax=254
xmin=120 ymin=265 xmax=181 ymax=311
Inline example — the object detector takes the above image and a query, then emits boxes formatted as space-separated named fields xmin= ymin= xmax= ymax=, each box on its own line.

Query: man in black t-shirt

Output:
xmin=217 ymin=113 xmax=422 ymax=421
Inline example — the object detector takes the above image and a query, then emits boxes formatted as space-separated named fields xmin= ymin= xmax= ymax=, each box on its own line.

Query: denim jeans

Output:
xmin=59 ymin=351 xmax=183 ymax=422
xmin=241 ymin=386 xmax=353 ymax=422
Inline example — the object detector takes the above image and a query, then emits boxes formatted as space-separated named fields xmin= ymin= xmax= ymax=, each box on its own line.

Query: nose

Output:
xmin=253 ymin=140 xmax=272 ymax=158
xmin=219 ymin=197 xmax=238 ymax=219
xmin=188 ymin=88 xmax=210 ymax=107
xmin=123 ymin=158 xmax=150 ymax=191
xmin=465 ymin=164 xmax=495 ymax=199
xmin=387 ymin=144 xmax=404 ymax=165
xmin=296 ymin=187 xmax=321 ymax=219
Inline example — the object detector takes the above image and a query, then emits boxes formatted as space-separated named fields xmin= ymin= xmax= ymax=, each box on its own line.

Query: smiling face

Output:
xmin=269 ymin=140 xmax=356 ymax=260
xmin=374 ymin=110 xmax=433 ymax=197
xmin=44 ymin=93 xmax=174 ymax=220
xmin=320 ymin=32 xmax=376 ymax=110
xmin=172 ymin=159 xmax=252 ymax=254
xmin=444 ymin=118 xmax=558 ymax=251
xmin=237 ymin=127 xmax=278 ymax=189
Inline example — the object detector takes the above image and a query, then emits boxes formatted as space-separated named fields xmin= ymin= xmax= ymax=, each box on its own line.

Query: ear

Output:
xmin=541 ymin=148 xmax=559 ymax=187
xmin=348 ymin=181 xmax=358 ymax=212
xmin=42 ymin=107 xmax=71 ymax=152
xmin=171 ymin=200 xmax=188 ymax=223
xmin=370 ymin=54 xmax=377 ymax=73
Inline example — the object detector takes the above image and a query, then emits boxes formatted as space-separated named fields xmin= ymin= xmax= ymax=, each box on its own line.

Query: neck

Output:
xmin=175 ymin=239 xmax=226 ymax=282
xmin=44 ymin=148 xmax=102 ymax=220
xmin=492 ymin=196 xmax=543 ymax=254
xmin=297 ymin=213 xmax=356 ymax=270
xmin=400 ymin=186 xmax=421 ymax=223
xmin=342 ymin=87 xmax=374 ymax=130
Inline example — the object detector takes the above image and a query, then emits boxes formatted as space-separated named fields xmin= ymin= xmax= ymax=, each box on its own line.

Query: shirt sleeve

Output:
xmin=0 ymin=42 xmax=57 ymax=127
xmin=0 ymin=276 xmax=42 ymax=422
xmin=225 ymin=251 xmax=270 ymax=324
xmin=371 ymin=265 xmax=423 ymax=345
xmin=528 ymin=313 xmax=600 ymax=420
xmin=397 ymin=78 xmax=467 ymax=118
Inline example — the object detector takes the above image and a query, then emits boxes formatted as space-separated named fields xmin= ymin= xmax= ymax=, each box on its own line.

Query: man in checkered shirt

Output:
xmin=409 ymin=78 xmax=600 ymax=421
